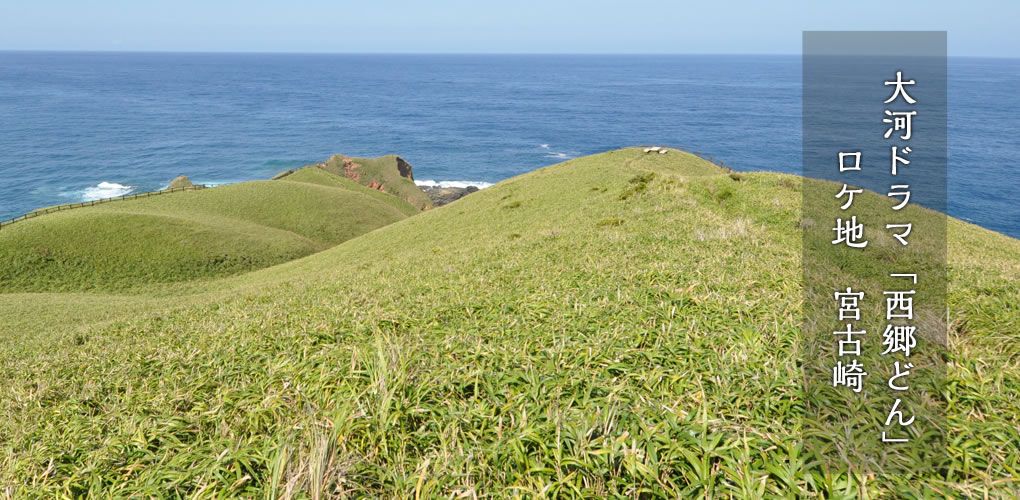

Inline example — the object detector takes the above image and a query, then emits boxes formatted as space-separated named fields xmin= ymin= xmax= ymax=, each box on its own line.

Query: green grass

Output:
xmin=317 ymin=154 xmax=433 ymax=211
xmin=281 ymin=166 xmax=420 ymax=217
xmin=0 ymin=180 xmax=413 ymax=292
xmin=0 ymin=147 xmax=1017 ymax=498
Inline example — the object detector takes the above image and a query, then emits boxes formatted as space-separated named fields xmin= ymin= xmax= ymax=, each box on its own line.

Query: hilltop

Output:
xmin=0 ymin=164 xmax=420 ymax=291
xmin=0 ymin=148 xmax=1017 ymax=497
xmin=313 ymin=154 xmax=433 ymax=211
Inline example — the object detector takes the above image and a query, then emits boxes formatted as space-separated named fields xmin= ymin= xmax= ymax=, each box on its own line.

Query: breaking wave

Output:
xmin=415 ymin=180 xmax=493 ymax=189
xmin=81 ymin=182 xmax=133 ymax=201
xmin=539 ymin=143 xmax=577 ymax=160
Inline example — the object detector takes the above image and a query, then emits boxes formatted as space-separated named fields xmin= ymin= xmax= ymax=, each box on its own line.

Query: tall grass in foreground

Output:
xmin=1 ymin=148 xmax=1017 ymax=497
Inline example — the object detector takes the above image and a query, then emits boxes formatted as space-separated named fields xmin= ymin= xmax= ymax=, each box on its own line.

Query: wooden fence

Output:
xmin=0 ymin=185 xmax=207 ymax=231
xmin=675 ymin=146 xmax=733 ymax=173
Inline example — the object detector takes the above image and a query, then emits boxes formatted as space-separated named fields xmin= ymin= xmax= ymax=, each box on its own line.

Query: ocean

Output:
xmin=0 ymin=52 xmax=1017 ymax=238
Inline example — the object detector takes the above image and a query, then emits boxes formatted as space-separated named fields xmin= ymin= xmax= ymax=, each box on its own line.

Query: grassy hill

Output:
xmin=316 ymin=154 xmax=433 ymax=211
xmin=280 ymin=165 xmax=420 ymax=217
xmin=0 ymin=179 xmax=416 ymax=292
xmin=1 ymin=148 xmax=1017 ymax=497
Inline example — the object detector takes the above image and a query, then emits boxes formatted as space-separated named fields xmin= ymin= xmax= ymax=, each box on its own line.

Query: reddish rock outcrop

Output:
xmin=342 ymin=157 xmax=361 ymax=181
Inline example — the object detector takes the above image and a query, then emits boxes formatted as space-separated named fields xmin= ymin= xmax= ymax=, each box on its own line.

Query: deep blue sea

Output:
xmin=1 ymin=53 xmax=1017 ymax=238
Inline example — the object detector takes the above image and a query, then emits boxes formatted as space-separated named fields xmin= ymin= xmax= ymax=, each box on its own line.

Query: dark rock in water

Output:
xmin=422 ymin=185 xmax=479 ymax=207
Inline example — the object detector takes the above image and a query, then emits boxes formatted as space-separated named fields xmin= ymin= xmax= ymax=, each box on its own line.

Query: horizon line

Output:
xmin=1 ymin=49 xmax=1017 ymax=59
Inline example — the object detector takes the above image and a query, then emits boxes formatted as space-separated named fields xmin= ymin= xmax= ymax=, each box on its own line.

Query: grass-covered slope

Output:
xmin=318 ymin=154 xmax=433 ymax=211
xmin=1 ymin=148 xmax=1017 ymax=497
xmin=280 ymin=165 xmax=420 ymax=217
xmin=0 ymin=179 xmax=413 ymax=291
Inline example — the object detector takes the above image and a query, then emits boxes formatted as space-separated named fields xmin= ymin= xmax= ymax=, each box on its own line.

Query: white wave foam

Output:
xmin=82 ymin=182 xmax=133 ymax=201
xmin=157 ymin=180 xmax=230 ymax=190
xmin=538 ymin=143 xmax=576 ymax=160
xmin=415 ymin=180 xmax=493 ymax=189
xmin=197 ymin=181 xmax=233 ymax=187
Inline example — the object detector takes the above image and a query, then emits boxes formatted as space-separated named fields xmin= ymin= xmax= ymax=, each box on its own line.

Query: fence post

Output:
xmin=1 ymin=181 xmax=210 ymax=228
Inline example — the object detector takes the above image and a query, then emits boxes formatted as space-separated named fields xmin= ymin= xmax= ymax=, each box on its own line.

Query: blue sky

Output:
xmin=1 ymin=1 xmax=1017 ymax=56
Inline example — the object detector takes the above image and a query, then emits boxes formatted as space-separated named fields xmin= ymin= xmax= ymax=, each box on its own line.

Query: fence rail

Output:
xmin=0 ymin=185 xmax=208 ymax=231
xmin=271 ymin=169 xmax=297 ymax=180
xmin=674 ymin=146 xmax=733 ymax=173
